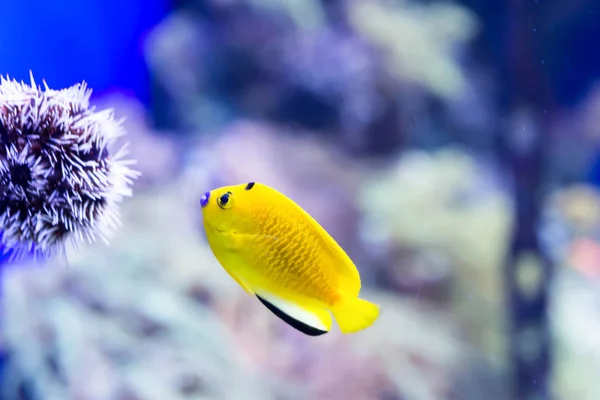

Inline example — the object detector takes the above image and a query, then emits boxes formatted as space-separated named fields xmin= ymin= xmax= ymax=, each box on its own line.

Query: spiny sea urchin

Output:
xmin=0 ymin=72 xmax=140 ymax=260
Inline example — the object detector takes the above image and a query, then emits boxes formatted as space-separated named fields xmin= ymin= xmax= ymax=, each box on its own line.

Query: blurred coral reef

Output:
xmin=358 ymin=148 xmax=513 ymax=360
xmin=349 ymin=0 xmax=478 ymax=99
xmin=144 ymin=0 xmax=480 ymax=156
xmin=544 ymin=185 xmax=600 ymax=400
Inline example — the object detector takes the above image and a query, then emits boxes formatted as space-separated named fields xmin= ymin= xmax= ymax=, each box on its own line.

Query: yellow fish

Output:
xmin=200 ymin=181 xmax=380 ymax=336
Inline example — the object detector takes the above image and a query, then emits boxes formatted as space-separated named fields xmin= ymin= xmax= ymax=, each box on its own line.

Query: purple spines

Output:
xmin=0 ymin=72 xmax=140 ymax=261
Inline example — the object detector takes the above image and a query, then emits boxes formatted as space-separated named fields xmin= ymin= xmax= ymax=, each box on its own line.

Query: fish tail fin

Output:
xmin=331 ymin=297 xmax=380 ymax=334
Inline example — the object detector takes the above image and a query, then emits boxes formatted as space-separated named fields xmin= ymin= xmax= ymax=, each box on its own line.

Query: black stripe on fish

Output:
xmin=256 ymin=295 xmax=328 ymax=336
xmin=245 ymin=182 xmax=255 ymax=190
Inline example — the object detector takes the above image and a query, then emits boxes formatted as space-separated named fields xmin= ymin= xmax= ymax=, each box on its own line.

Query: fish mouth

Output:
xmin=200 ymin=191 xmax=210 ymax=208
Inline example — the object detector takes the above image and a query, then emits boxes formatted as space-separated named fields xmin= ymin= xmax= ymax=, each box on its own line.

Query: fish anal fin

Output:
xmin=255 ymin=293 xmax=332 ymax=336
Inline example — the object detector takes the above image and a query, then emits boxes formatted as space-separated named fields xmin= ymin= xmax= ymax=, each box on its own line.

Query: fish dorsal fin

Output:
xmin=263 ymin=184 xmax=362 ymax=296
xmin=296 ymin=207 xmax=362 ymax=297
xmin=318 ymin=226 xmax=361 ymax=293
xmin=255 ymin=291 xmax=332 ymax=336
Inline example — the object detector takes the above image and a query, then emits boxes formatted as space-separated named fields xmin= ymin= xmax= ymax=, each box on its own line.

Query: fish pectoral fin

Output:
xmin=255 ymin=292 xmax=332 ymax=336
xmin=238 ymin=233 xmax=280 ymax=249
xmin=220 ymin=232 xmax=279 ymax=252
xmin=215 ymin=230 xmax=242 ymax=251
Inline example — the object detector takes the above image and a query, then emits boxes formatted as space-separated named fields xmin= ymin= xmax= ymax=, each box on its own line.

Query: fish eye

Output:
xmin=217 ymin=191 xmax=233 ymax=209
